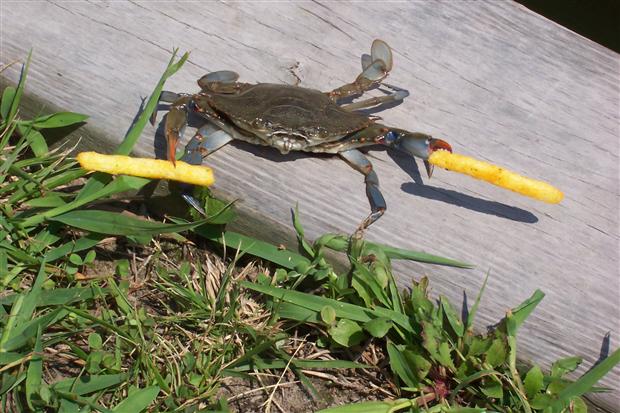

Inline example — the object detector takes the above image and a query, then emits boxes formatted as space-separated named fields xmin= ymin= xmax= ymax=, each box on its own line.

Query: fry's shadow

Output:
xmin=387 ymin=150 xmax=538 ymax=223
xmin=401 ymin=183 xmax=538 ymax=223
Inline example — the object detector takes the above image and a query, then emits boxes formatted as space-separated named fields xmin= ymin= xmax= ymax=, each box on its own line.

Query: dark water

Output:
xmin=516 ymin=0 xmax=620 ymax=54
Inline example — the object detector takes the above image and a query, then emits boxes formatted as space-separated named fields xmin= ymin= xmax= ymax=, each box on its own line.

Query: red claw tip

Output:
xmin=430 ymin=138 xmax=452 ymax=153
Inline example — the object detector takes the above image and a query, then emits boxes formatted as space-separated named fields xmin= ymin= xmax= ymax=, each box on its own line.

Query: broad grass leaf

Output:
xmin=25 ymin=193 xmax=68 ymax=208
xmin=363 ymin=318 xmax=392 ymax=338
xmin=316 ymin=400 xmax=395 ymax=413
xmin=320 ymin=306 xmax=336 ymax=324
xmin=32 ymin=112 xmax=88 ymax=129
xmin=230 ymin=359 xmax=370 ymax=372
xmin=277 ymin=302 xmax=321 ymax=323
xmin=46 ymin=233 xmax=106 ymax=262
xmin=242 ymin=281 xmax=413 ymax=333
xmin=317 ymin=233 xmax=472 ymax=268
xmin=549 ymin=348 xmax=620 ymax=412
xmin=441 ymin=295 xmax=464 ymax=337
xmin=50 ymin=210 xmax=210 ymax=236
xmin=17 ymin=260 xmax=48 ymax=325
xmin=329 ymin=319 xmax=364 ymax=347
xmin=2 ymin=309 xmax=68 ymax=352
xmin=524 ymin=365 xmax=544 ymax=399
xmin=485 ymin=338 xmax=507 ymax=368
xmin=52 ymin=374 xmax=129 ymax=396
xmin=509 ymin=289 xmax=544 ymax=330
xmin=111 ymin=385 xmax=160 ymax=412
xmin=0 ymin=352 xmax=23 ymax=366
xmin=386 ymin=342 xmax=419 ymax=388
xmin=481 ymin=381 xmax=503 ymax=399
xmin=195 ymin=227 xmax=311 ymax=271
xmin=1 ymin=86 xmax=16 ymax=119
xmin=17 ymin=125 xmax=48 ymax=157
xmin=551 ymin=356 xmax=582 ymax=378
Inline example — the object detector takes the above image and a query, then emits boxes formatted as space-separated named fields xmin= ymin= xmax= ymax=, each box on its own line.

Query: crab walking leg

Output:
xmin=328 ymin=40 xmax=393 ymax=101
xmin=178 ymin=125 xmax=234 ymax=215
xmin=339 ymin=149 xmax=387 ymax=231
xmin=150 ymin=91 xmax=191 ymax=126
xmin=339 ymin=85 xmax=409 ymax=111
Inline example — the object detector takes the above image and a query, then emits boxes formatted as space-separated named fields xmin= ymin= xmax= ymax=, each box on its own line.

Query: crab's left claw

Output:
xmin=385 ymin=130 xmax=452 ymax=178
xmin=164 ymin=96 xmax=191 ymax=166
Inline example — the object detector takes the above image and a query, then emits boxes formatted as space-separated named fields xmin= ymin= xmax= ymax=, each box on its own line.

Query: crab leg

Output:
xmin=339 ymin=149 xmax=386 ymax=232
xmin=178 ymin=125 xmax=234 ymax=214
xmin=181 ymin=125 xmax=233 ymax=165
xmin=339 ymin=83 xmax=409 ymax=111
xmin=328 ymin=40 xmax=393 ymax=101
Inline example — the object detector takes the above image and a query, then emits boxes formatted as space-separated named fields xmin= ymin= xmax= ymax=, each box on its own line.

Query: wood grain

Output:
xmin=1 ymin=1 xmax=618 ymax=409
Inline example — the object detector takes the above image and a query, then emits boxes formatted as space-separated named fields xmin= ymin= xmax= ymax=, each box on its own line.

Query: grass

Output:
xmin=0 ymin=53 xmax=618 ymax=413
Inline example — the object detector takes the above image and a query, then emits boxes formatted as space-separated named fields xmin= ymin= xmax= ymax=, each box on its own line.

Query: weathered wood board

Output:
xmin=1 ymin=1 xmax=618 ymax=409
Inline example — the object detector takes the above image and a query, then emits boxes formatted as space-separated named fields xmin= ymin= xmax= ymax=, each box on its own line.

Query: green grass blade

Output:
xmin=440 ymin=296 xmax=464 ymax=338
xmin=195 ymin=226 xmax=311 ymax=271
xmin=111 ymin=385 xmax=160 ymax=412
xmin=386 ymin=342 xmax=419 ymax=389
xmin=16 ymin=258 xmax=47 ymax=325
xmin=549 ymin=348 xmax=620 ymax=412
xmin=0 ymin=352 xmax=24 ymax=366
xmin=465 ymin=272 xmax=489 ymax=331
xmin=0 ymin=86 xmax=16 ymax=120
xmin=46 ymin=233 xmax=106 ymax=262
xmin=75 ymin=50 xmax=188 ymax=202
xmin=18 ymin=175 xmax=150 ymax=228
xmin=50 ymin=210 xmax=213 ymax=236
xmin=2 ymin=309 xmax=68 ymax=352
xmin=242 ymin=281 xmax=413 ymax=333
xmin=25 ymin=327 xmax=43 ymax=411
xmin=509 ymin=289 xmax=545 ymax=330
xmin=320 ymin=234 xmax=472 ymax=268
xmin=316 ymin=400 xmax=401 ymax=413
xmin=229 ymin=359 xmax=370 ymax=372
xmin=0 ymin=287 xmax=103 ymax=307
xmin=7 ymin=50 xmax=31 ymax=124
xmin=115 ymin=50 xmax=189 ymax=156
xmin=31 ymin=112 xmax=88 ymax=129
xmin=52 ymin=374 xmax=129 ymax=396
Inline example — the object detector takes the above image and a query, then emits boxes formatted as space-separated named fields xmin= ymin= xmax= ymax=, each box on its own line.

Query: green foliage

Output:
xmin=242 ymin=214 xmax=619 ymax=413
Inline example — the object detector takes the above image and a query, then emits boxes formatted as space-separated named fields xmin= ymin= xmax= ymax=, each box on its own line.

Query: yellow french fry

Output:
xmin=76 ymin=152 xmax=214 ymax=187
xmin=428 ymin=150 xmax=563 ymax=204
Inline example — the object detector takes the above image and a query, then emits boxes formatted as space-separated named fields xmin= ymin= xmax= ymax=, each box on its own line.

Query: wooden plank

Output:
xmin=1 ymin=1 xmax=618 ymax=408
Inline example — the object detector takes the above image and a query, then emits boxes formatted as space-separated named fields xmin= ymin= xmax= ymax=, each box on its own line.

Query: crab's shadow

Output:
xmin=152 ymin=106 xmax=537 ymax=224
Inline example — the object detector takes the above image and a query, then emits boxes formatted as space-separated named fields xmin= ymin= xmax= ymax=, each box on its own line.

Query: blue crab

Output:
xmin=159 ymin=40 xmax=452 ymax=231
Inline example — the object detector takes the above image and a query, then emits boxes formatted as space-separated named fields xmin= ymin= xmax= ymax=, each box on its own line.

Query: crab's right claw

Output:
xmin=388 ymin=131 xmax=452 ymax=178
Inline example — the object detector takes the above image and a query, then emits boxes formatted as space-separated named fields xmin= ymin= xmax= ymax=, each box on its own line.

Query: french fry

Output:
xmin=428 ymin=150 xmax=563 ymax=204
xmin=76 ymin=152 xmax=214 ymax=187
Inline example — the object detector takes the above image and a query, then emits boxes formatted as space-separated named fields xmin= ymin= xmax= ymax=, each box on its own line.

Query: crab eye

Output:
xmin=385 ymin=130 xmax=399 ymax=143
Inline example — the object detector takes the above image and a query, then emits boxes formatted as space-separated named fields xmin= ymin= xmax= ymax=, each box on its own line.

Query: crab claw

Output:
xmin=425 ymin=139 xmax=452 ymax=178
xmin=164 ymin=96 xmax=192 ymax=166
xmin=385 ymin=130 xmax=452 ymax=178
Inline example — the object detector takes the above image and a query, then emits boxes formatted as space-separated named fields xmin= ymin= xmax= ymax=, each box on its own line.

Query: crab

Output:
xmin=158 ymin=40 xmax=452 ymax=232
